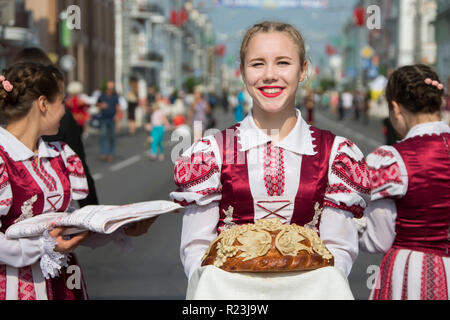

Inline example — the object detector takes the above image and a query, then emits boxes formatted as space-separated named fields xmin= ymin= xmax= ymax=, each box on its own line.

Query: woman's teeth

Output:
xmin=262 ymin=88 xmax=281 ymax=93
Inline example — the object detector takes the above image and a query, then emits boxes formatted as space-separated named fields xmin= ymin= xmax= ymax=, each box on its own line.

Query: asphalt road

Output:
xmin=76 ymin=104 xmax=385 ymax=300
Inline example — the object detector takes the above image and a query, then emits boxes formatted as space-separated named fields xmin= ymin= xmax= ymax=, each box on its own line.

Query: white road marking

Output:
xmin=92 ymin=173 xmax=103 ymax=181
xmin=110 ymin=155 xmax=142 ymax=172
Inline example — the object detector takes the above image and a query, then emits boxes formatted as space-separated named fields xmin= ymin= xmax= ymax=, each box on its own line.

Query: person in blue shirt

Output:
xmin=96 ymin=81 xmax=120 ymax=162
xmin=234 ymin=89 xmax=245 ymax=122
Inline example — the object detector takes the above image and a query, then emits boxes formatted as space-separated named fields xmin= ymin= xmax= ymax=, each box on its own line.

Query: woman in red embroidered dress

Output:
xmin=0 ymin=63 xmax=153 ymax=300
xmin=358 ymin=64 xmax=450 ymax=300
xmin=170 ymin=21 xmax=370 ymax=299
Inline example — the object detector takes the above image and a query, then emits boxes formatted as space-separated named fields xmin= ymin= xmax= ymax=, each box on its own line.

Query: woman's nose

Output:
xmin=263 ymin=64 xmax=278 ymax=82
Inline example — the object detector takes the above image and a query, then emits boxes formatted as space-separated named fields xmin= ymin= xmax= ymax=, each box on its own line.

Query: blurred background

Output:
xmin=0 ymin=0 xmax=449 ymax=300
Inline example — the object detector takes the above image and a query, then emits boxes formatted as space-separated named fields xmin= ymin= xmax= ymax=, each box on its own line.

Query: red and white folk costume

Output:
xmin=0 ymin=127 xmax=89 ymax=300
xmin=360 ymin=121 xmax=450 ymax=300
xmin=171 ymin=109 xmax=370 ymax=280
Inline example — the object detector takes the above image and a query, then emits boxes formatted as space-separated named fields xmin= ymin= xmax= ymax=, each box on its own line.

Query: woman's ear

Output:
xmin=391 ymin=101 xmax=402 ymax=118
xmin=36 ymin=96 xmax=48 ymax=113
xmin=299 ymin=61 xmax=308 ymax=83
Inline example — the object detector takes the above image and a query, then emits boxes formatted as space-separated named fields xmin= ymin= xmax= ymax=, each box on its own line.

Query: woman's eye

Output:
xmin=251 ymin=63 xmax=263 ymax=67
xmin=278 ymin=61 xmax=290 ymax=65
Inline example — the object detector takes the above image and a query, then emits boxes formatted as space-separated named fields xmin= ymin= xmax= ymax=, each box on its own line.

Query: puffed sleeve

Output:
xmin=0 ymin=158 xmax=13 ymax=228
xmin=356 ymin=145 xmax=407 ymax=254
xmin=57 ymin=142 xmax=89 ymax=201
xmin=170 ymin=136 xmax=222 ymax=207
xmin=366 ymin=145 xmax=408 ymax=201
xmin=323 ymin=137 xmax=371 ymax=218
xmin=170 ymin=136 xmax=222 ymax=279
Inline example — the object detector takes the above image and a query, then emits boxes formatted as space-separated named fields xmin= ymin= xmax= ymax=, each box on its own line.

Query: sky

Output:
xmin=192 ymin=0 xmax=359 ymax=70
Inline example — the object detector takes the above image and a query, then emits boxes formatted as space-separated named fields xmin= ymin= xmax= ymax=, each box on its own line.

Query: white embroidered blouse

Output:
xmin=171 ymin=109 xmax=371 ymax=279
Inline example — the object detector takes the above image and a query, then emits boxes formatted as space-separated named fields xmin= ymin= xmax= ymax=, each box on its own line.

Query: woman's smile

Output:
xmin=258 ymin=86 xmax=285 ymax=98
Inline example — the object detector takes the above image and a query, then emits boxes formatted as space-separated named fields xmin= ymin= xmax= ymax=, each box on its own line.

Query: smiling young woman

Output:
xmin=171 ymin=21 xmax=370 ymax=299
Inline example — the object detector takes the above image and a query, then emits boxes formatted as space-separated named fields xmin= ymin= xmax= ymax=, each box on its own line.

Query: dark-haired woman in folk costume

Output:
xmin=359 ymin=64 xmax=450 ymax=300
xmin=0 ymin=63 xmax=153 ymax=300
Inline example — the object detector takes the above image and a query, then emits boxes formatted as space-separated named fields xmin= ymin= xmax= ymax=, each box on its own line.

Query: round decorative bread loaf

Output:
xmin=201 ymin=218 xmax=334 ymax=272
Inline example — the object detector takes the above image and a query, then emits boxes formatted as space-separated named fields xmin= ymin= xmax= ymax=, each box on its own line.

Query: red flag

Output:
xmin=354 ymin=7 xmax=365 ymax=27
xmin=325 ymin=44 xmax=336 ymax=56
xmin=215 ymin=44 xmax=226 ymax=57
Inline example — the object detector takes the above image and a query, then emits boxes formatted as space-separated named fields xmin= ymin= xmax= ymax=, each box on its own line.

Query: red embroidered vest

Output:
xmin=392 ymin=133 xmax=450 ymax=257
xmin=215 ymin=124 xmax=335 ymax=233
xmin=0 ymin=145 xmax=85 ymax=300
xmin=0 ymin=146 xmax=72 ymax=233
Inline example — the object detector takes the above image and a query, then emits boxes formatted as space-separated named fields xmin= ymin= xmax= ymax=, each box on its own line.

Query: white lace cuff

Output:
xmin=39 ymin=230 xmax=69 ymax=279
xmin=352 ymin=216 xmax=368 ymax=236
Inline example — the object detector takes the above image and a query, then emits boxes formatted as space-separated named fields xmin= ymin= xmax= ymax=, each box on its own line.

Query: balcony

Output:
xmin=130 ymin=50 xmax=164 ymax=69
xmin=129 ymin=2 xmax=165 ymax=23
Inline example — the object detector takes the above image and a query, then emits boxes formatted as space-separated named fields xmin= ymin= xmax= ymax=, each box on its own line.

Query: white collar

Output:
xmin=238 ymin=109 xmax=316 ymax=155
xmin=0 ymin=127 xmax=59 ymax=161
xmin=403 ymin=121 xmax=450 ymax=141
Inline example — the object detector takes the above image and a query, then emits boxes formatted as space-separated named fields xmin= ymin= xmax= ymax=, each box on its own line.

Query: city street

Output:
xmin=76 ymin=106 xmax=385 ymax=300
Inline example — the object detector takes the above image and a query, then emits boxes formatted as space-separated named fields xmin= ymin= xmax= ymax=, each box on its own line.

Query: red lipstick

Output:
xmin=258 ymin=86 xmax=284 ymax=98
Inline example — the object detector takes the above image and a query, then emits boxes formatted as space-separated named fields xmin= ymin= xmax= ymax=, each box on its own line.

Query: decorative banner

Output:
xmin=353 ymin=7 xmax=365 ymax=26
xmin=217 ymin=0 xmax=329 ymax=9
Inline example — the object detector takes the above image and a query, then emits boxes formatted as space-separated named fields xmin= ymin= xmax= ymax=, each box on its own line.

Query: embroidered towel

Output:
xmin=5 ymin=200 xmax=183 ymax=239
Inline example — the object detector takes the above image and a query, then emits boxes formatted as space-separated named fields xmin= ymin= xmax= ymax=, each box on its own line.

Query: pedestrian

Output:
xmin=233 ymin=88 xmax=245 ymax=123
xmin=149 ymin=100 xmax=170 ymax=161
xmin=341 ymin=90 xmax=353 ymax=120
xmin=171 ymin=21 xmax=370 ymax=299
xmin=126 ymin=80 xmax=139 ymax=136
xmin=337 ymin=91 xmax=344 ymax=121
xmin=0 ymin=63 xmax=156 ymax=300
xmin=362 ymin=90 xmax=370 ymax=124
xmin=65 ymin=81 xmax=90 ymax=134
xmin=221 ymin=88 xmax=229 ymax=113
xmin=359 ymin=64 xmax=449 ymax=300
xmin=12 ymin=47 xmax=99 ymax=208
xmin=187 ymin=88 xmax=211 ymax=141
xmin=96 ymin=81 xmax=120 ymax=162
xmin=304 ymin=90 xmax=315 ymax=125
xmin=146 ymin=85 xmax=157 ymax=124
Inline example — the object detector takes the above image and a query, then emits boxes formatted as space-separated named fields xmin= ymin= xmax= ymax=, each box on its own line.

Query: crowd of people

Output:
xmin=0 ymin=19 xmax=448 ymax=301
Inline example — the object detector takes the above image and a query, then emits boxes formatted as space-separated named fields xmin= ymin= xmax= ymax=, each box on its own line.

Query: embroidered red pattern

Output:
xmin=196 ymin=187 xmax=223 ymax=196
xmin=0 ymin=198 xmax=12 ymax=207
xmin=369 ymin=163 xmax=403 ymax=190
xmin=0 ymin=265 xmax=6 ymax=300
xmin=337 ymin=139 xmax=354 ymax=153
xmin=421 ymin=253 xmax=448 ymax=300
xmin=331 ymin=154 xmax=370 ymax=194
xmin=66 ymin=155 xmax=85 ymax=177
xmin=18 ymin=266 xmax=36 ymax=300
xmin=326 ymin=183 xmax=352 ymax=194
xmin=323 ymin=200 xmax=364 ymax=218
xmin=263 ymin=143 xmax=285 ymax=196
xmin=372 ymin=148 xmax=395 ymax=158
xmin=401 ymin=252 xmax=413 ymax=300
xmin=174 ymin=151 xmax=219 ymax=188
xmin=0 ymin=163 xmax=8 ymax=190
xmin=30 ymin=159 xmax=57 ymax=192
xmin=372 ymin=248 xmax=400 ymax=300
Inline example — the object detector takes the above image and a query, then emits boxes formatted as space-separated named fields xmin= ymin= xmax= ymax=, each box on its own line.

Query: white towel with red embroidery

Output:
xmin=6 ymin=200 xmax=182 ymax=239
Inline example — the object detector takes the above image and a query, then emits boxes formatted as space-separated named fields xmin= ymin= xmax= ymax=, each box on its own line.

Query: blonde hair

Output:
xmin=240 ymin=21 xmax=306 ymax=69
